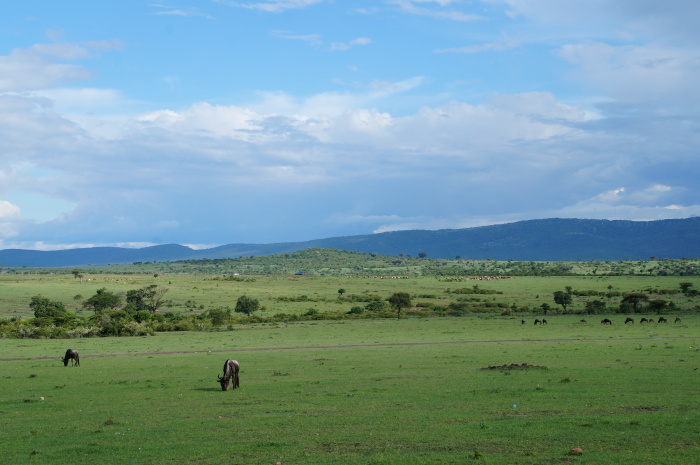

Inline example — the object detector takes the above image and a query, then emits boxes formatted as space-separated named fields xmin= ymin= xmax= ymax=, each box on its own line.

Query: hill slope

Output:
xmin=1 ymin=217 xmax=698 ymax=267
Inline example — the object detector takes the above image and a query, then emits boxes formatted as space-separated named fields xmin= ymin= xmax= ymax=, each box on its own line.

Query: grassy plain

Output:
xmin=2 ymin=272 xmax=700 ymax=319
xmin=1 ymin=316 xmax=699 ymax=464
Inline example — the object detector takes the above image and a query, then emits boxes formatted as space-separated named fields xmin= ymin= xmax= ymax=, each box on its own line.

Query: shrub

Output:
xmin=348 ymin=306 xmax=364 ymax=315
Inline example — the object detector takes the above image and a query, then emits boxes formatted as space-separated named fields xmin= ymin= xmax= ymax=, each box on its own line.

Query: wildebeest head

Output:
xmin=218 ymin=375 xmax=231 ymax=391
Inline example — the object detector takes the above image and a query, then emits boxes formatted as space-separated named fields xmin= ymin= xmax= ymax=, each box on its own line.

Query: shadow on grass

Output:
xmin=192 ymin=387 xmax=223 ymax=392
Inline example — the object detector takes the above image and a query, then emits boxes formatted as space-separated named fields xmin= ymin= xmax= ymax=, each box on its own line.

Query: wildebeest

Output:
xmin=601 ymin=318 xmax=612 ymax=325
xmin=658 ymin=317 xmax=668 ymax=323
xmin=217 ymin=359 xmax=240 ymax=391
xmin=625 ymin=317 xmax=634 ymax=324
xmin=580 ymin=319 xmax=587 ymax=323
xmin=521 ymin=319 xmax=526 ymax=325
xmin=62 ymin=349 xmax=80 ymax=367
xmin=640 ymin=317 xmax=650 ymax=324
xmin=675 ymin=317 xmax=682 ymax=324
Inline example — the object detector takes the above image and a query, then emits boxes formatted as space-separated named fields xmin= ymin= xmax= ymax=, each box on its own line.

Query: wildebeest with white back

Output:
xmin=217 ymin=359 xmax=240 ymax=391
xmin=62 ymin=349 xmax=80 ymax=367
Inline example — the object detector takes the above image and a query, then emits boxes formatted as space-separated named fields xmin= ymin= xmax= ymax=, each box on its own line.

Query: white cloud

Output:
xmin=330 ymin=37 xmax=372 ymax=51
xmin=272 ymin=30 xmax=322 ymax=45
xmin=151 ymin=4 xmax=214 ymax=18
xmin=0 ymin=200 xmax=21 ymax=218
xmin=220 ymin=0 xmax=326 ymax=13
xmin=0 ymin=41 xmax=122 ymax=92
xmin=390 ymin=0 xmax=485 ymax=21
xmin=435 ymin=38 xmax=520 ymax=54
xmin=558 ymin=41 xmax=700 ymax=106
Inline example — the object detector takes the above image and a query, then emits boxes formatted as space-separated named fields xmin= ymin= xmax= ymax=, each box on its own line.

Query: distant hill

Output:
xmin=1 ymin=217 xmax=699 ymax=267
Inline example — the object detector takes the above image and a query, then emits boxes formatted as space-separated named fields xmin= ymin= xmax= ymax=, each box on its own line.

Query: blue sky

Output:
xmin=1 ymin=1 xmax=699 ymax=250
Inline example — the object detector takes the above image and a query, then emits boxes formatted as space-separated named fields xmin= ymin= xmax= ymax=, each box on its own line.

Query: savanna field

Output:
xmin=1 ymin=253 xmax=699 ymax=464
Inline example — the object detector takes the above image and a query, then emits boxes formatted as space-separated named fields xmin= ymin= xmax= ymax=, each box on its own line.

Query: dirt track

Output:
xmin=2 ymin=335 xmax=698 ymax=362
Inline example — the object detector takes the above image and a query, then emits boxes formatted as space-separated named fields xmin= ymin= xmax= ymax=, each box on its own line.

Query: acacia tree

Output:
xmin=71 ymin=269 xmax=83 ymax=283
xmin=387 ymin=292 xmax=412 ymax=319
xmin=125 ymin=285 xmax=169 ymax=314
xmin=621 ymin=293 xmax=649 ymax=313
xmin=235 ymin=295 xmax=260 ymax=316
xmin=553 ymin=291 xmax=572 ymax=312
xmin=83 ymin=288 xmax=121 ymax=314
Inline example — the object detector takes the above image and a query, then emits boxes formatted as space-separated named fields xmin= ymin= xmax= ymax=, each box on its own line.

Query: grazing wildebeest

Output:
xmin=217 ymin=359 xmax=240 ymax=391
xmin=62 ymin=349 xmax=80 ymax=367
xmin=601 ymin=318 xmax=612 ymax=325
xmin=640 ymin=317 xmax=649 ymax=324
xmin=542 ymin=319 xmax=548 ymax=325
xmin=521 ymin=319 xmax=525 ymax=325
xmin=534 ymin=319 xmax=542 ymax=325
xmin=625 ymin=317 xmax=634 ymax=324
xmin=675 ymin=317 xmax=682 ymax=324
xmin=658 ymin=317 xmax=668 ymax=323
xmin=580 ymin=319 xmax=587 ymax=323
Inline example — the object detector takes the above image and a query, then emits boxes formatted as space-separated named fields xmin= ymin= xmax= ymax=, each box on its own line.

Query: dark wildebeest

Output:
xmin=601 ymin=318 xmax=612 ymax=325
xmin=625 ymin=317 xmax=634 ymax=324
xmin=640 ymin=317 xmax=649 ymax=324
xmin=62 ymin=349 xmax=80 ymax=367
xmin=580 ymin=319 xmax=587 ymax=323
xmin=217 ymin=359 xmax=240 ymax=391
xmin=658 ymin=317 xmax=668 ymax=323
xmin=675 ymin=317 xmax=682 ymax=324
xmin=534 ymin=319 xmax=542 ymax=325
xmin=521 ymin=319 xmax=526 ymax=325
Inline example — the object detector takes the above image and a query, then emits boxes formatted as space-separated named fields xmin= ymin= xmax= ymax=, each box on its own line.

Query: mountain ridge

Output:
xmin=1 ymin=217 xmax=698 ymax=267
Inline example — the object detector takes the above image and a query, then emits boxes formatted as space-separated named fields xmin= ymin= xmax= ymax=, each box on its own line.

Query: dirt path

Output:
xmin=2 ymin=335 xmax=699 ymax=362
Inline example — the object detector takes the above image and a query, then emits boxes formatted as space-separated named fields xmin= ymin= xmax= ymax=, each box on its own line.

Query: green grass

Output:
xmin=1 ymin=316 xmax=698 ymax=464
xmin=2 ymin=272 xmax=699 ymax=319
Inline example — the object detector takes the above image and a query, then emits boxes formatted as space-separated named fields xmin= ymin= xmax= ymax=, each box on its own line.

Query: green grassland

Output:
xmin=1 ymin=271 xmax=699 ymax=320
xmin=1 ymin=317 xmax=698 ymax=464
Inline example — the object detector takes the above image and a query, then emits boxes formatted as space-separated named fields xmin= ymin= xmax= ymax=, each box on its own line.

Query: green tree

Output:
xmin=30 ymin=295 xmax=78 ymax=327
xmin=387 ymin=292 xmax=412 ymax=319
xmin=679 ymin=282 xmax=693 ymax=293
xmin=337 ymin=288 xmax=346 ymax=298
xmin=553 ymin=291 xmax=572 ymax=312
xmin=235 ymin=295 xmax=259 ymax=316
xmin=209 ymin=308 xmax=231 ymax=326
xmin=365 ymin=300 xmax=388 ymax=312
xmin=648 ymin=299 xmax=668 ymax=314
xmin=585 ymin=300 xmax=607 ymax=314
xmin=620 ymin=293 xmax=649 ymax=313
xmin=540 ymin=302 xmax=551 ymax=314
xmin=126 ymin=285 xmax=169 ymax=314
xmin=418 ymin=252 xmax=427 ymax=258
xmin=71 ymin=269 xmax=83 ymax=282
xmin=30 ymin=295 xmax=67 ymax=318
xmin=83 ymin=288 xmax=122 ymax=314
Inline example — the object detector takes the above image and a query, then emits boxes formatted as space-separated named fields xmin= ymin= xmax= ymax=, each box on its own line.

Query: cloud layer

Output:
xmin=1 ymin=1 xmax=699 ymax=249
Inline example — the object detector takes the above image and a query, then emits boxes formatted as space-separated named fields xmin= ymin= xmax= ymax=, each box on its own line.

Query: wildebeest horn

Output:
xmin=217 ymin=375 xmax=223 ymax=380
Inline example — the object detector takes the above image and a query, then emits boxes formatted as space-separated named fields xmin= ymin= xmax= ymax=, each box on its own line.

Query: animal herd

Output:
xmin=522 ymin=317 xmax=681 ymax=325
xmin=60 ymin=349 xmax=241 ymax=392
